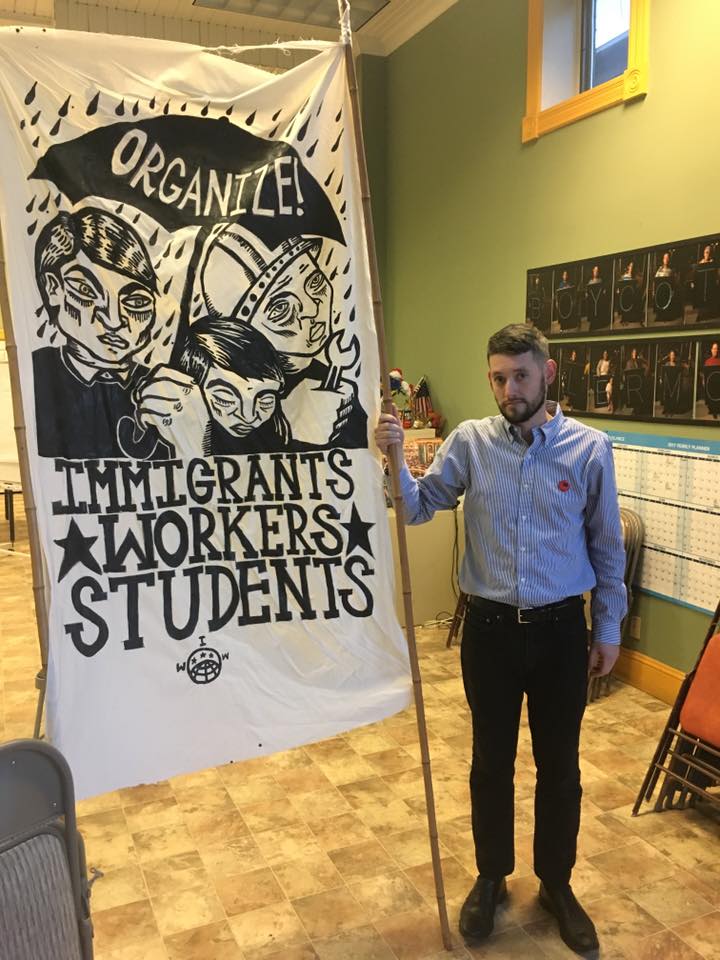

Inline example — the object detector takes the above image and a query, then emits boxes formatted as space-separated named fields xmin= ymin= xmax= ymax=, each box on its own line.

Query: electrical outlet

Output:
xmin=629 ymin=615 xmax=641 ymax=641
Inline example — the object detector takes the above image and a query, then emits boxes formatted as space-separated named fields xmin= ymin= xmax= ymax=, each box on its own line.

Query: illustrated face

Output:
xmin=204 ymin=365 xmax=281 ymax=437
xmin=487 ymin=350 xmax=553 ymax=426
xmin=252 ymin=252 xmax=333 ymax=364
xmin=704 ymin=245 xmax=712 ymax=260
xmin=44 ymin=249 xmax=155 ymax=366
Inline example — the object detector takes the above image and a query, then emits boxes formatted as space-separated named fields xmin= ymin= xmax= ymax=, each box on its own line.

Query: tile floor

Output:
xmin=1 ymin=506 xmax=720 ymax=959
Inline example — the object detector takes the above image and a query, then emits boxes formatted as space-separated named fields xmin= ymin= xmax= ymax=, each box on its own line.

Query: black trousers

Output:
xmin=460 ymin=600 xmax=589 ymax=887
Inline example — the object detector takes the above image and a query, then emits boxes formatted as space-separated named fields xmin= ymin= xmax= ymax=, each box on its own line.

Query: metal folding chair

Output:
xmin=0 ymin=739 xmax=94 ymax=959
xmin=633 ymin=598 xmax=720 ymax=816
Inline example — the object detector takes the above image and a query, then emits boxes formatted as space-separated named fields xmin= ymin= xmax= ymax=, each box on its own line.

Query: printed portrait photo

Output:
xmin=646 ymin=243 xmax=695 ymax=328
xmin=686 ymin=238 xmax=720 ymax=326
xmin=558 ymin=343 xmax=589 ymax=413
xmin=616 ymin=342 xmax=654 ymax=417
xmin=551 ymin=264 xmax=582 ymax=334
xmin=588 ymin=343 xmax=621 ymax=415
xmin=526 ymin=268 xmax=553 ymax=332
xmin=695 ymin=337 xmax=720 ymax=421
xmin=612 ymin=251 xmax=648 ymax=330
xmin=653 ymin=340 xmax=695 ymax=419
xmin=580 ymin=257 xmax=614 ymax=332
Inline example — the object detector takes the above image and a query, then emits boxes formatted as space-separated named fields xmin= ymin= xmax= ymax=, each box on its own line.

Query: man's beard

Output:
xmin=499 ymin=384 xmax=547 ymax=425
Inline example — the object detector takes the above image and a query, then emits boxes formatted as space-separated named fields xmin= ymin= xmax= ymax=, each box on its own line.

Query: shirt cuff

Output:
xmin=593 ymin=621 xmax=621 ymax=645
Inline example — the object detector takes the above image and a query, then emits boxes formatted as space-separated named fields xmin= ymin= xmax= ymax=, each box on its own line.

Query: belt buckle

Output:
xmin=517 ymin=607 xmax=532 ymax=624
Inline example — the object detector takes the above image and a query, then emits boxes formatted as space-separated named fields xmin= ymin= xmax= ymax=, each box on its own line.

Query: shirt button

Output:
xmin=520 ymin=577 xmax=526 ymax=582
xmin=521 ymin=515 xmax=527 ymax=521
xmin=521 ymin=546 xmax=526 ymax=552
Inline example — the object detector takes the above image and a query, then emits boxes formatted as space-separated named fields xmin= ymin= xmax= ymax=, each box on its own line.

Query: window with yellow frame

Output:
xmin=523 ymin=0 xmax=649 ymax=143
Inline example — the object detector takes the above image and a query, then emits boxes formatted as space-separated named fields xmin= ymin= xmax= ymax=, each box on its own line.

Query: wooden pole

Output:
xmin=0 ymin=228 xmax=50 ymax=738
xmin=337 ymin=2 xmax=452 ymax=950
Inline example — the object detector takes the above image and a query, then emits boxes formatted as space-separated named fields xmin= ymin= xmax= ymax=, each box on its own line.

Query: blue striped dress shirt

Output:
xmin=399 ymin=403 xmax=627 ymax=644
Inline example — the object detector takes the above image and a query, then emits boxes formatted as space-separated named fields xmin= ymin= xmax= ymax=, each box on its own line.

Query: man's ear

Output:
xmin=545 ymin=357 xmax=557 ymax=385
xmin=43 ymin=271 xmax=61 ymax=304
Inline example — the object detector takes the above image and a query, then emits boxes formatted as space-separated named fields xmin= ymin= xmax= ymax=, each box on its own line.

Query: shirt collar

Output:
xmin=501 ymin=401 xmax=563 ymax=444
xmin=62 ymin=347 xmax=132 ymax=385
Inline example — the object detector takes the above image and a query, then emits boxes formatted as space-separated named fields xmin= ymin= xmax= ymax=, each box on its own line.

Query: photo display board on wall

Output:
xmin=529 ymin=233 xmax=720 ymax=426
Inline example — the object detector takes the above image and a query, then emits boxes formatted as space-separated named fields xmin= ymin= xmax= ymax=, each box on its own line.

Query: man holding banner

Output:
xmin=377 ymin=324 xmax=626 ymax=953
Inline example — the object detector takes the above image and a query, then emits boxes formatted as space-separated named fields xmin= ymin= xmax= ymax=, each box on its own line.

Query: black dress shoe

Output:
xmin=538 ymin=882 xmax=599 ymax=953
xmin=459 ymin=876 xmax=507 ymax=941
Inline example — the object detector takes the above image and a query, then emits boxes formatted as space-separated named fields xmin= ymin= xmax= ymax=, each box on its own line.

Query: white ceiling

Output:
xmin=193 ymin=0 xmax=389 ymax=32
xmin=0 ymin=0 xmax=459 ymax=54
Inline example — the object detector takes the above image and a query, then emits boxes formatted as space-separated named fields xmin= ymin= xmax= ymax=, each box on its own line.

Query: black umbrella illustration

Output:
xmin=30 ymin=114 xmax=345 ymax=457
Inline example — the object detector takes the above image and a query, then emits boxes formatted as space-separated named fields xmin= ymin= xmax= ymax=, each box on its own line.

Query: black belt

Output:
xmin=468 ymin=594 xmax=584 ymax=625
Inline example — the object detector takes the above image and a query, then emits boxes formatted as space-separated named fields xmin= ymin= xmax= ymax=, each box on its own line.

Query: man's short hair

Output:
xmin=35 ymin=208 xmax=157 ymax=323
xmin=487 ymin=324 xmax=550 ymax=364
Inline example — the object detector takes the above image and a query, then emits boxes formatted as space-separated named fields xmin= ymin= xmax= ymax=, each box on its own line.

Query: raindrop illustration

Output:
xmin=297 ymin=115 xmax=311 ymax=142
xmin=143 ymin=351 xmax=153 ymax=364
xmin=132 ymin=212 xmax=141 ymax=224
xmin=86 ymin=92 xmax=100 ymax=115
xmin=115 ymin=99 xmax=125 ymax=117
xmin=330 ymin=267 xmax=338 ymax=281
xmin=49 ymin=330 xmax=58 ymax=344
xmin=49 ymin=118 xmax=61 ymax=136
xmin=37 ymin=320 xmax=47 ymax=338
xmin=325 ymin=249 xmax=333 ymax=266
xmin=30 ymin=110 xmax=41 ymax=126
xmin=336 ymin=176 xmax=344 ymax=195
xmin=58 ymin=95 xmax=71 ymax=117
xmin=148 ymin=228 xmax=158 ymax=246
xmin=35 ymin=306 xmax=44 ymax=317
xmin=162 ymin=334 xmax=172 ymax=347
xmin=24 ymin=81 xmax=37 ymax=105
xmin=192 ymin=304 xmax=203 ymax=318
xmin=201 ymin=103 xmax=209 ymax=116
xmin=163 ymin=278 xmax=173 ymax=295
xmin=19 ymin=119 xmax=25 ymax=129
xmin=300 ymin=97 xmax=310 ymax=113
xmin=335 ymin=108 xmax=342 ymax=122
xmin=306 ymin=139 xmax=318 ymax=158
xmin=132 ymin=101 xmax=140 ymax=116
xmin=343 ymin=261 xmax=350 ymax=275
xmin=54 ymin=193 xmax=61 ymax=206
xmin=115 ymin=204 xmax=125 ymax=214
xmin=174 ymin=243 xmax=185 ymax=260
xmin=246 ymin=109 xmax=256 ymax=125
xmin=340 ymin=201 xmax=347 ymax=214
xmin=38 ymin=193 xmax=50 ymax=212
xmin=324 ymin=170 xmax=334 ymax=187
xmin=25 ymin=197 xmax=35 ymax=213
xmin=316 ymin=102 xmax=323 ymax=117
xmin=226 ymin=105 xmax=234 ymax=116
xmin=349 ymin=307 xmax=356 ymax=323
xmin=331 ymin=130 xmax=343 ymax=152
xmin=268 ymin=125 xmax=279 ymax=138
xmin=272 ymin=109 xmax=282 ymax=121
xmin=152 ymin=329 xmax=162 ymax=340
xmin=32 ymin=136 xmax=39 ymax=148
xmin=344 ymin=285 xmax=352 ymax=300
xmin=355 ymin=362 xmax=362 ymax=377
xmin=163 ymin=102 xmax=170 ymax=115
xmin=162 ymin=242 xmax=171 ymax=257
xmin=149 ymin=96 xmax=156 ymax=109
xmin=180 ymin=102 xmax=187 ymax=112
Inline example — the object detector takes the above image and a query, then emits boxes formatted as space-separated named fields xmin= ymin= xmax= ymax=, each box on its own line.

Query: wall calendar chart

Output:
xmin=608 ymin=431 xmax=720 ymax=614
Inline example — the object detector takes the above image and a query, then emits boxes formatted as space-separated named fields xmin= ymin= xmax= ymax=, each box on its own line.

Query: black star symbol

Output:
xmin=341 ymin=504 xmax=374 ymax=557
xmin=54 ymin=519 xmax=101 ymax=582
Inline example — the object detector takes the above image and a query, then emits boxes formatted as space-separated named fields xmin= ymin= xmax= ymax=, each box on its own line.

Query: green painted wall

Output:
xmin=373 ymin=0 xmax=720 ymax=671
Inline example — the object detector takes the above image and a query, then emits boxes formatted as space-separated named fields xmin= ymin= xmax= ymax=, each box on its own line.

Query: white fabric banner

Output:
xmin=0 ymin=28 xmax=411 ymax=798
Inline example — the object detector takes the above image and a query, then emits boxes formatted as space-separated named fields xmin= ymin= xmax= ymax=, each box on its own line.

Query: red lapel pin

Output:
xmin=558 ymin=480 xmax=570 ymax=492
